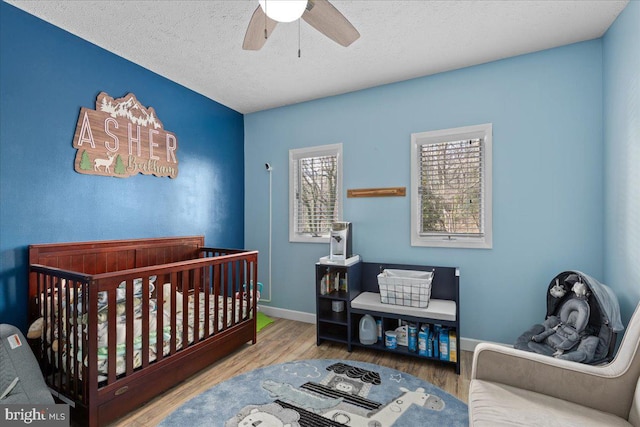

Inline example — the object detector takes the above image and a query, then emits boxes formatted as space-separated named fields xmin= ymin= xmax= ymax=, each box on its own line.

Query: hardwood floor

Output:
xmin=109 ymin=318 xmax=472 ymax=426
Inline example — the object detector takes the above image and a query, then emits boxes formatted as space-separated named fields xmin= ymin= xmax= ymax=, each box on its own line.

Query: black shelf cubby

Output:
xmin=315 ymin=261 xmax=362 ymax=346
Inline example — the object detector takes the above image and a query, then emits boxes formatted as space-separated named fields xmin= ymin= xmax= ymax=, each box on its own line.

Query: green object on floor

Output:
xmin=256 ymin=311 xmax=274 ymax=332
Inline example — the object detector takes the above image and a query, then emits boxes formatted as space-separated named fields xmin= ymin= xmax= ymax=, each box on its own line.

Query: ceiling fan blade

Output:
xmin=243 ymin=5 xmax=278 ymax=50
xmin=302 ymin=0 xmax=360 ymax=47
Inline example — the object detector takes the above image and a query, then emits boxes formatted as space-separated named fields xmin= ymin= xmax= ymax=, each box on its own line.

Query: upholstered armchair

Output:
xmin=469 ymin=303 xmax=640 ymax=426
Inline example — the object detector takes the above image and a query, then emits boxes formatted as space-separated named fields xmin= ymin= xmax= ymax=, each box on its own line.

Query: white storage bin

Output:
xmin=377 ymin=269 xmax=434 ymax=308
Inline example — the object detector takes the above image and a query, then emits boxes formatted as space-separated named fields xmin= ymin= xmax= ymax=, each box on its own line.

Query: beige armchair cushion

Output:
xmin=469 ymin=302 xmax=640 ymax=426
xmin=630 ymin=376 xmax=640 ymax=426
xmin=469 ymin=379 xmax=632 ymax=427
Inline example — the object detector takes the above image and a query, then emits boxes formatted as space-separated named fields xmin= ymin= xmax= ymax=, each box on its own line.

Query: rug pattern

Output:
xmin=159 ymin=359 xmax=468 ymax=426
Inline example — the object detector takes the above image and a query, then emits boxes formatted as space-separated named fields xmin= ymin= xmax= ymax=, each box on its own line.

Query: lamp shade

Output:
xmin=258 ymin=0 xmax=307 ymax=23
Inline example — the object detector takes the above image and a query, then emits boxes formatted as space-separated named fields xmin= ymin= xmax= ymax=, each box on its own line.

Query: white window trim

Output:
xmin=289 ymin=143 xmax=343 ymax=243
xmin=410 ymin=123 xmax=493 ymax=249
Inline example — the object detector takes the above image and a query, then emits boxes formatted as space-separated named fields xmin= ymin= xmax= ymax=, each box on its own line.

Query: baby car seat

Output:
xmin=528 ymin=297 xmax=590 ymax=357
xmin=514 ymin=271 xmax=624 ymax=364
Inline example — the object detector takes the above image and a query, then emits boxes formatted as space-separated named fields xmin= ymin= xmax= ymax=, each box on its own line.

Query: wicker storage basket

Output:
xmin=377 ymin=269 xmax=434 ymax=308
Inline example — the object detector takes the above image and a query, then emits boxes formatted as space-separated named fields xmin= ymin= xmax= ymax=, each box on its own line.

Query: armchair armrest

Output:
xmin=472 ymin=342 xmax=635 ymax=419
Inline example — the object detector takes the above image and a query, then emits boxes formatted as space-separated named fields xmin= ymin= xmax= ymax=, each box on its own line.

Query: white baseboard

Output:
xmin=460 ymin=337 xmax=486 ymax=352
xmin=258 ymin=306 xmax=506 ymax=352
xmin=259 ymin=306 xmax=316 ymax=324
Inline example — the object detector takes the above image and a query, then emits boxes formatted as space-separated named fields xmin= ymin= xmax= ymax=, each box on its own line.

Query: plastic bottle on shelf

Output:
xmin=408 ymin=324 xmax=417 ymax=352
xmin=418 ymin=326 xmax=428 ymax=356
xmin=359 ymin=314 xmax=377 ymax=345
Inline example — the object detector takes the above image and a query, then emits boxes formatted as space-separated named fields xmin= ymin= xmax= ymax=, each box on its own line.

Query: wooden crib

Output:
xmin=28 ymin=236 xmax=258 ymax=426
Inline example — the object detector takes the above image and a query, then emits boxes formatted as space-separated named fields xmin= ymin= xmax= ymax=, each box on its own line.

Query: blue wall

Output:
xmin=0 ymin=3 xmax=245 ymax=331
xmin=245 ymin=40 xmax=605 ymax=344
xmin=603 ymin=0 xmax=640 ymax=325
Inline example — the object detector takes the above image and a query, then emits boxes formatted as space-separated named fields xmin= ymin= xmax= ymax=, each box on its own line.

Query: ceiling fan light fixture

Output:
xmin=258 ymin=0 xmax=307 ymax=23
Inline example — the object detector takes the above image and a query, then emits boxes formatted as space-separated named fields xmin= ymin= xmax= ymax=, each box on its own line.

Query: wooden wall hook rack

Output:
xmin=347 ymin=187 xmax=406 ymax=198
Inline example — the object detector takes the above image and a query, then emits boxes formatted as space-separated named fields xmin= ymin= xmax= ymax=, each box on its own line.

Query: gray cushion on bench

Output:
xmin=0 ymin=324 xmax=54 ymax=404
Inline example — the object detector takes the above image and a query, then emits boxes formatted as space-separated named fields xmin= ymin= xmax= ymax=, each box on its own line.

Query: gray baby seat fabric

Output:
xmin=514 ymin=271 xmax=624 ymax=364
xmin=0 ymin=324 xmax=54 ymax=404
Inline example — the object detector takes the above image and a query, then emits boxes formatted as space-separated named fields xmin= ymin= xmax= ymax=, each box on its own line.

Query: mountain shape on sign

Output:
xmin=98 ymin=92 xmax=163 ymax=129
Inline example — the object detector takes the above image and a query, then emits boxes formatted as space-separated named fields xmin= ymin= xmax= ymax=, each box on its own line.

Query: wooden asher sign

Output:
xmin=72 ymin=92 xmax=178 ymax=178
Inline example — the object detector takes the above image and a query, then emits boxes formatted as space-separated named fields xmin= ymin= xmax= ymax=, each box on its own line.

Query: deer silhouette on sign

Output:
xmin=94 ymin=152 xmax=116 ymax=173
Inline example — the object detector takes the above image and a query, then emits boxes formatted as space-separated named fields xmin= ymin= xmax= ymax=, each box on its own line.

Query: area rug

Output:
xmin=159 ymin=359 xmax=468 ymax=426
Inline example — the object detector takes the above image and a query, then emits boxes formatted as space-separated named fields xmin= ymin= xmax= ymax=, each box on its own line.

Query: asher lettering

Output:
xmin=72 ymin=92 xmax=179 ymax=178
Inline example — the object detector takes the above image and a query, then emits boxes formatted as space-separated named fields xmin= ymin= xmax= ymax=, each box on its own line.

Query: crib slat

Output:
xmin=81 ymin=279 xmax=89 ymax=403
xmin=125 ymin=277 xmax=134 ymax=376
xmin=156 ymin=277 xmax=165 ymax=362
xmin=142 ymin=275 xmax=150 ymax=368
xmin=63 ymin=280 xmax=71 ymax=395
xmin=107 ymin=284 xmax=117 ymax=383
xmin=55 ymin=276 xmax=64 ymax=393
xmin=230 ymin=261 xmax=237 ymax=328
xmin=42 ymin=275 xmax=53 ymax=383
xmin=70 ymin=280 xmax=79 ymax=399
xmin=203 ymin=265 xmax=210 ymax=337
xmin=181 ymin=270 xmax=189 ymax=348
xmin=192 ymin=268 xmax=200 ymax=344
xmin=213 ymin=264 xmax=220 ymax=335
xmin=222 ymin=264 xmax=228 ymax=331
xmin=239 ymin=260 xmax=245 ymax=322
xmin=240 ymin=260 xmax=246 ymax=322
xmin=253 ymin=257 xmax=258 ymax=343
xmin=169 ymin=272 xmax=177 ymax=355
xmin=84 ymin=277 xmax=100 ymax=425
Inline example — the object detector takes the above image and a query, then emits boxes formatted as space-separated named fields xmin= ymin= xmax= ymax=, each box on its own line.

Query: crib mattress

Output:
xmin=41 ymin=289 xmax=253 ymax=381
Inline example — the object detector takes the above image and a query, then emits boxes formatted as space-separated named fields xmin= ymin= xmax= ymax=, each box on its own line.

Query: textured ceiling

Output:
xmin=5 ymin=0 xmax=629 ymax=114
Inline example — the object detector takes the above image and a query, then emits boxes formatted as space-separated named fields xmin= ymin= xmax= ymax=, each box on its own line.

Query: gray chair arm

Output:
xmin=472 ymin=342 xmax=636 ymax=419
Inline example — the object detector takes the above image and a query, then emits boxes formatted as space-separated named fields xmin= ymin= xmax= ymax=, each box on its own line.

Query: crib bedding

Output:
xmin=93 ymin=294 xmax=251 ymax=380
xmin=41 ymin=277 xmax=253 ymax=380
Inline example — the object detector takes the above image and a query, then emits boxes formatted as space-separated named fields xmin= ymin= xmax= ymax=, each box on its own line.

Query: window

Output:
xmin=411 ymin=124 xmax=492 ymax=248
xmin=289 ymin=143 xmax=343 ymax=243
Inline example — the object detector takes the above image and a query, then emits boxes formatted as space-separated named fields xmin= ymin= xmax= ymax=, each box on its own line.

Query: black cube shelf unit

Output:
xmin=316 ymin=261 xmax=362 ymax=346
xmin=315 ymin=260 xmax=460 ymax=374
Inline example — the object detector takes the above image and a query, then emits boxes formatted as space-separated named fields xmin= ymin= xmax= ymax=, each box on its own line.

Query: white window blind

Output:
xmin=289 ymin=144 xmax=343 ymax=243
xmin=419 ymin=138 xmax=484 ymax=237
xmin=295 ymin=154 xmax=338 ymax=236
xmin=411 ymin=124 xmax=492 ymax=249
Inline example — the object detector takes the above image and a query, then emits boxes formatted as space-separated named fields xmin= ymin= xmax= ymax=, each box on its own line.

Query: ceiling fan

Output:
xmin=243 ymin=0 xmax=360 ymax=50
